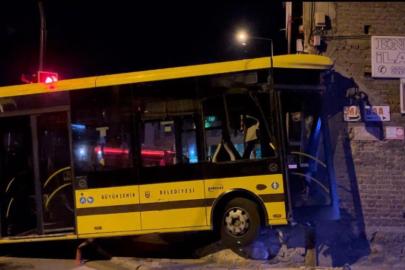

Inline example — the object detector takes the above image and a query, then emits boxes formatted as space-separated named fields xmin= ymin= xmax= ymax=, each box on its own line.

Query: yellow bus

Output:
xmin=0 ymin=54 xmax=338 ymax=247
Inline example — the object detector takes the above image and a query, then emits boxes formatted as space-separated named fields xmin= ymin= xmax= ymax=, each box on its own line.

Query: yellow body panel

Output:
xmin=0 ymin=175 xmax=287 ymax=242
xmin=205 ymin=174 xmax=284 ymax=198
xmin=96 ymin=55 xmax=334 ymax=88
xmin=77 ymin=212 xmax=141 ymax=234
xmin=75 ymin=186 xmax=141 ymax=234
xmin=77 ymin=225 xmax=211 ymax=239
xmin=141 ymin=208 xmax=207 ymax=230
xmin=204 ymin=174 xmax=286 ymax=226
xmin=75 ymin=185 xmax=140 ymax=208
xmin=0 ymin=55 xmax=334 ymax=98
xmin=72 ymin=175 xmax=286 ymax=237
xmin=265 ymin=202 xmax=287 ymax=220
xmin=269 ymin=218 xmax=288 ymax=226
xmin=0 ymin=76 xmax=98 ymax=98
xmin=139 ymin=180 xmax=205 ymax=203
xmin=139 ymin=180 xmax=207 ymax=229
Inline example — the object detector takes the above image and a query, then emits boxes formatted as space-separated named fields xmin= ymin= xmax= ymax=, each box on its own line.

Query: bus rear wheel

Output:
xmin=220 ymin=198 xmax=261 ymax=247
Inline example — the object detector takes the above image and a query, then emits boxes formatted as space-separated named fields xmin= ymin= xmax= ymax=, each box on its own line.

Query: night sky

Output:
xmin=0 ymin=2 xmax=286 ymax=86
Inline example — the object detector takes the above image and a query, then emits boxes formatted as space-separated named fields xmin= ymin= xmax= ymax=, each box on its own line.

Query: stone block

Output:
xmin=247 ymin=247 xmax=269 ymax=260
xmin=368 ymin=253 xmax=385 ymax=263
xmin=267 ymin=244 xmax=281 ymax=257
xmin=371 ymin=243 xmax=384 ymax=254
xmin=291 ymin=251 xmax=306 ymax=263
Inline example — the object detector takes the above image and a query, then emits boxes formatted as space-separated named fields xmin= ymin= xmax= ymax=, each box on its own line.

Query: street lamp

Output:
xmin=236 ymin=31 xmax=274 ymax=91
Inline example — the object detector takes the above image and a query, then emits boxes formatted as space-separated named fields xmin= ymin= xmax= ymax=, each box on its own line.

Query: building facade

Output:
xmin=301 ymin=2 xmax=405 ymax=267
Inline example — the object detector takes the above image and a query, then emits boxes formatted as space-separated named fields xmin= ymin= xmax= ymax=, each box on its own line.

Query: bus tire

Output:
xmin=220 ymin=197 xmax=261 ymax=247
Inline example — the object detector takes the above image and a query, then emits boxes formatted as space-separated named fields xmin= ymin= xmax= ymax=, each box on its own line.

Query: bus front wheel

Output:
xmin=220 ymin=197 xmax=261 ymax=247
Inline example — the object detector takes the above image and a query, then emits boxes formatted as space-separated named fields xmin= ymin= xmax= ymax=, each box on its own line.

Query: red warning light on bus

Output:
xmin=38 ymin=71 xmax=58 ymax=84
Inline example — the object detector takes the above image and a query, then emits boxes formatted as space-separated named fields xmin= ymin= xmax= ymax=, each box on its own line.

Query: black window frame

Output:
xmin=132 ymin=78 xmax=205 ymax=185
xmin=70 ymin=85 xmax=138 ymax=190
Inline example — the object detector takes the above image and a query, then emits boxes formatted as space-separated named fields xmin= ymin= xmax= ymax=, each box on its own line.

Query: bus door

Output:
xmin=0 ymin=116 xmax=35 ymax=238
xmin=0 ymin=111 xmax=74 ymax=238
xmin=36 ymin=112 xmax=74 ymax=234
xmin=279 ymin=88 xmax=339 ymax=222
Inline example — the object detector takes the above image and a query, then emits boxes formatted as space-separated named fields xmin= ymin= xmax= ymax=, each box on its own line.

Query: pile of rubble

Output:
xmin=195 ymin=225 xmax=308 ymax=268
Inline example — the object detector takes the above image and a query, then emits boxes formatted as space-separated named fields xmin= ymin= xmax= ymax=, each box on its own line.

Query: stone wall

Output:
xmin=301 ymin=2 xmax=405 ymax=267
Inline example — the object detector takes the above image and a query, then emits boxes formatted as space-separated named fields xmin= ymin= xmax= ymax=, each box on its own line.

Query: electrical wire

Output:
xmin=324 ymin=35 xmax=371 ymax=40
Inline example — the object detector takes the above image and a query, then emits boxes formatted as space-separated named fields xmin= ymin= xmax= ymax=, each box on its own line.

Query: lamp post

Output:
xmin=38 ymin=2 xmax=46 ymax=71
xmin=236 ymin=32 xmax=274 ymax=89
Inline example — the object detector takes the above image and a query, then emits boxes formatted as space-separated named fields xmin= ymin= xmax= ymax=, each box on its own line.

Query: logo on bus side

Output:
xmin=101 ymin=193 xmax=136 ymax=200
xmin=208 ymin=185 xmax=223 ymax=192
xmin=145 ymin=191 xmax=151 ymax=199
xmin=271 ymin=182 xmax=279 ymax=190
xmin=160 ymin=188 xmax=195 ymax=195
xmin=87 ymin=196 xmax=94 ymax=204
xmin=79 ymin=197 xmax=86 ymax=204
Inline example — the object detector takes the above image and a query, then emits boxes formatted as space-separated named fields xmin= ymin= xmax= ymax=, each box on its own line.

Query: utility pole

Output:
xmin=38 ymin=1 xmax=46 ymax=71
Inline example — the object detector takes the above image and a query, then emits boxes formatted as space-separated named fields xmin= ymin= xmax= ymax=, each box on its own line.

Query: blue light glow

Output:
xmin=188 ymin=146 xmax=198 ymax=163
xmin=71 ymin=124 xmax=86 ymax=130
xmin=79 ymin=147 xmax=86 ymax=156
xmin=315 ymin=117 xmax=321 ymax=136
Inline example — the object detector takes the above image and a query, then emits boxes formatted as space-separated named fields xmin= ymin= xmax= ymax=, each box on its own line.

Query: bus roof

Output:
xmin=0 ymin=54 xmax=334 ymax=98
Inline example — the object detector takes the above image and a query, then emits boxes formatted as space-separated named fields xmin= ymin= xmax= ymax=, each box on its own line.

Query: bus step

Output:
xmin=44 ymin=227 xmax=74 ymax=234
xmin=9 ymin=232 xmax=75 ymax=240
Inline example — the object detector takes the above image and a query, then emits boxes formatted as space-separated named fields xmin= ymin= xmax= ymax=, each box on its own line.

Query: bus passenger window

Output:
xmin=70 ymin=85 xmax=135 ymax=189
xmin=181 ymin=118 xmax=199 ymax=164
xmin=134 ymin=78 xmax=200 ymax=168
xmin=205 ymin=113 xmax=262 ymax=162
xmin=202 ymin=93 xmax=268 ymax=163
xmin=198 ymin=71 xmax=275 ymax=162
xmin=140 ymin=117 xmax=199 ymax=167
xmin=141 ymin=121 xmax=176 ymax=167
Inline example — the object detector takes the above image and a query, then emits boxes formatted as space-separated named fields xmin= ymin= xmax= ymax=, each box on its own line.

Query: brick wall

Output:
xmin=303 ymin=2 xmax=405 ymax=230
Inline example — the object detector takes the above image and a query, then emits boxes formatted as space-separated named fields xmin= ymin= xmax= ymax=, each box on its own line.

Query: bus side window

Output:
xmin=134 ymin=78 xmax=200 ymax=168
xmin=140 ymin=117 xmax=199 ymax=167
xmin=202 ymin=94 xmax=265 ymax=162
xmin=140 ymin=120 xmax=176 ymax=167
xmin=70 ymin=85 xmax=134 ymax=189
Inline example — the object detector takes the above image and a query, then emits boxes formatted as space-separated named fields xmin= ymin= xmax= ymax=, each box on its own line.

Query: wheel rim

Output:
xmin=224 ymin=207 xmax=250 ymax=236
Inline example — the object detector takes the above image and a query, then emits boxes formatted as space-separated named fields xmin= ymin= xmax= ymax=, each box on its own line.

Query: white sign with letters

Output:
xmin=364 ymin=106 xmax=390 ymax=122
xmin=372 ymin=36 xmax=405 ymax=78
xmin=386 ymin=126 xmax=404 ymax=140
xmin=343 ymin=106 xmax=361 ymax=122
xmin=343 ymin=105 xmax=390 ymax=122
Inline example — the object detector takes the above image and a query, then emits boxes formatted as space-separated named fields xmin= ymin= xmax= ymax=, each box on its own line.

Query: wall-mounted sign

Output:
xmin=354 ymin=126 xmax=381 ymax=141
xmin=386 ymin=126 xmax=404 ymax=140
xmin=343 ymin=106 xmax=361 ymax=122
xmin=372 ymin=36 xmax=405 ymax=78
xmin=344 ymin=106 xmax=390 ymax=122
xmin=364 ymin=106 xmax=390 ymax=121
xmin=401 ymin=79 xmax=405 ymax=114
